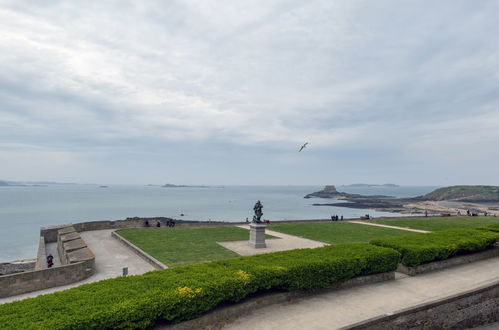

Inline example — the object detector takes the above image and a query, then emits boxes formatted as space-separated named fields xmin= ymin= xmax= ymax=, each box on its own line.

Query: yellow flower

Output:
xmin=176 ymin=287 xmax=202 ymax=298
xmin=235 ymin=270 xmax=251 ymax=284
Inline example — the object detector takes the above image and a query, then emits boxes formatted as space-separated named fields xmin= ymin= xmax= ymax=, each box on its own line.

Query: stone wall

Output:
xmin=0 ymin=260 xmax=36 ymax=276
xmin=0 ymin=225 xmax=97 ymax=298
xmin=40 ymin=219 xmax=155 ymax=241
xmin=35 ymin=236 xmax=46 ymax=270
xmin=0 ymin=258 xmax=95 ymax=298
xmin=111 ymin=231 xmax=167 ymax=269
xmin=342 ymin=279 xmax=499 ymax=330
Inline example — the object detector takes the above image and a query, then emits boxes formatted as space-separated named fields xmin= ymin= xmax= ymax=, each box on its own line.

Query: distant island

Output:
xmin=0 ymin=180 xmax=75 ymax=187
xmin=305 ymin=185 xmax=499 ymax=215
xmin=0 ymin=180 xmax=47 ymax=187
xmin=161 ymin=183 xmax=210 ymax=188
xmin=342 ymin=183 xmax=399 ymax=187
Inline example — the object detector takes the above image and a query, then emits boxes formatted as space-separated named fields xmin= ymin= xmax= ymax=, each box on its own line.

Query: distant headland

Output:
xmin=305 ymin=185 xmax=499 ymax=215
xmin=342 ymin=183 xmax=400 ymax=188
xmin=0 ymin=180 xmax=77 ymax=187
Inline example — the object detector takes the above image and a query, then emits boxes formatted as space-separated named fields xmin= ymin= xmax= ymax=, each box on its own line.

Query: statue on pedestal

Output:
xmin=252 ymin=200 xmax=263 ymax=223
xmin=249 ymin=200 xmax=266 ymax=248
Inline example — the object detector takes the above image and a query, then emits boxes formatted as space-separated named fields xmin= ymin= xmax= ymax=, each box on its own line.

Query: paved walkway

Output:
xmin=222 ymin=256 xmax=499 ymax=329
xmin=0 ymin=229 xmax=155 ymax=304
xmin=45 ymin=242 xmax=61 ymax=268
xmin=217 ymin=225 xmax=327 ymax=256
xmin=349 ymin=220 xmax=432 ymax=233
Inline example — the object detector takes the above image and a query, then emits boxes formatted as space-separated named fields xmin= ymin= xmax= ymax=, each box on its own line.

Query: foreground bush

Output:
xmin=0 ymin=244 xmax=399 ymax=329
xmin=370 ymin=229 xmax=498 ymax=267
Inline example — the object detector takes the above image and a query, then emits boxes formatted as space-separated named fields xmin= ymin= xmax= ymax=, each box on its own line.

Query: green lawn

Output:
xmin=371 ymin=217 xmax=499 ymax=231
xmin=117 ymin=226 xmax=274 ymax=267
xmin=267 ymin=222 xmax=416 ymax=244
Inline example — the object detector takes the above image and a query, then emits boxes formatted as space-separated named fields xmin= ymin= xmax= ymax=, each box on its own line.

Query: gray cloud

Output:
xmin=1 ymin=0 xmax=498 ymax=185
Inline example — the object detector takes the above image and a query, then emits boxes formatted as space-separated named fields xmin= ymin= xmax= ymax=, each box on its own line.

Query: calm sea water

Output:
xmin=0 ymin=184 xmax=436 ymax=262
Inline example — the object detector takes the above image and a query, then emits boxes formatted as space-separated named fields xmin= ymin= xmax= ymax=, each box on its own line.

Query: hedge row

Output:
xmin=370 ymin=229 xmax=498 ymax=267
xmin=478 ymin=222 xmax=499 ymax=233
xmin=0 ymin=244 xmax=400 ymax=330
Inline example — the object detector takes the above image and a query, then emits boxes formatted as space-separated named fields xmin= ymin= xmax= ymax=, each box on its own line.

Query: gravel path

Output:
xmin=348 ymin=220 xmax=431 ymax=233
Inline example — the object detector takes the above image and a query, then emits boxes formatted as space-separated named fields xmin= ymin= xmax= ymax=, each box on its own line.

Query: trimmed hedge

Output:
xmin=370 ymin=229 xmax=498 ymax=267
xmin=0 ymin=244 xmax=399 ymax=330
xmin=477 ymin=222 xmax=499 ymax=233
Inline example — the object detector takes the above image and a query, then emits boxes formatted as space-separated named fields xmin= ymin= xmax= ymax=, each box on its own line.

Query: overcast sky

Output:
xmin=1 ymin=0 xmax=498 ymax=186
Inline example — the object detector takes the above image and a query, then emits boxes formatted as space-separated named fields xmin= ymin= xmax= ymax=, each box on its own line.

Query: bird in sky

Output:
xmin=299 ymin=142 xmax=308 ymax=152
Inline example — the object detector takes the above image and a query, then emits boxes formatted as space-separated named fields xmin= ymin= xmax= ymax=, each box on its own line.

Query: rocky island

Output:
xmin=305 ymin=185 xmax=499 ymax=215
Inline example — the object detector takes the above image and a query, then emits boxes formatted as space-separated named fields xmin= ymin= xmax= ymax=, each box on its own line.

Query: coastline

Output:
xmin=306 ymin=185 xmax=499 ymax=216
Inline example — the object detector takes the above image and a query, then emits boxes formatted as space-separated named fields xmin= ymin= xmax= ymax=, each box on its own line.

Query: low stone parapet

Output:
xmin=0 ymin=260 xmax=36 ymax=276
xmin=396 ymin=246 xmax=499 ymax=276
xmin=341 ymin=279 xmax=499 ymax=330
xmin=111 ymin=231 xmax=167 ymax=269
xmin=35 ymin=236 xmax=46 ymax=270
xmin=0 ymin=258 xmax=94 ymax=298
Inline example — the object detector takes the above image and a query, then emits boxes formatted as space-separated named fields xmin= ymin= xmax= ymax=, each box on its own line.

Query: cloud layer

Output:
xmin=1 ymin=0 xmax=499 ymax=185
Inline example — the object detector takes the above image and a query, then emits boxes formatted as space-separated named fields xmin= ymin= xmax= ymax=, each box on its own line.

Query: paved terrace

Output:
xmin=218 ymin=225 xmax=327 ymax=256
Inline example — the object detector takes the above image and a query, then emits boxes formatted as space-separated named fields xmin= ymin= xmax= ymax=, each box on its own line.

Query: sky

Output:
xmin=1 ymin=0 xmax=498 ymax=186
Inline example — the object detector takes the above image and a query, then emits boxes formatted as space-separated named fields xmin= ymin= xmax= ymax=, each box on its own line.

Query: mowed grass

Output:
xmin=371 ymin=217 xmax=499 ymax=231
xmin=267 ymin=222 xmax=416 ymax=244
xmin=117 ymin=226 xmax=274 ymax=267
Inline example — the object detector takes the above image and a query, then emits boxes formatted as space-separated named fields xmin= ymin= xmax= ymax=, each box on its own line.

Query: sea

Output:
xmin=0 ymin=184 xmax=437 ymax=262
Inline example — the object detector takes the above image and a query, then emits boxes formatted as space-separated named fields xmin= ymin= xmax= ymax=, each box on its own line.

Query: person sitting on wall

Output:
xmin=156 ymin=221 xmax=161 ymax=227
xmin=145 ymin=220 xmax=150 ymax=227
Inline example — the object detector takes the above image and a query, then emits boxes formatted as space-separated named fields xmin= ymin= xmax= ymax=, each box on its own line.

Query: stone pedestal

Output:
xmin=248 ymin=223 xmax=266 ymax=248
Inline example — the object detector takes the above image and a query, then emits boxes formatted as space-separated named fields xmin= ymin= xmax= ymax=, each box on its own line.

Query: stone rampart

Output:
xmin=35 ymin=236 xmax=46 ymax=270
xmin=0 ymin=225 xmax=97 ymax=298
xmin=0 ymin=258 xmax=94 ymax=298
xmin=342 ymin=279 xmax=499 ymax=330
xmin=0 ymin=260 xmax=36 ymax=276
xmin=40 ymin=219 xmax=155 ymax=240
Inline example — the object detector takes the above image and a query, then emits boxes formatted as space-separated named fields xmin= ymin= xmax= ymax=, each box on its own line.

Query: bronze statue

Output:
xmin=252 ymin=200 xmax=263 ymax=223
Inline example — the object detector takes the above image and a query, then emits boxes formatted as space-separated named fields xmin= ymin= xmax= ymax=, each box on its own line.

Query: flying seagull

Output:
xmin=299 ymin=142 xmax=308 ymax=152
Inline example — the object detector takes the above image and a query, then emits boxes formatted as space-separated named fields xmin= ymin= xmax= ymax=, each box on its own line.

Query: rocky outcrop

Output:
xmin=305 ymin=185 xmax=346 ymax=199
xmin=305 ymin=185 xmax=499 ymax=215
xmin=421 ymin=185 xmax=499 ymax=202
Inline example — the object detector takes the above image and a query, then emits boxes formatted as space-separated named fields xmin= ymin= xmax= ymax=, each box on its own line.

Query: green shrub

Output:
xmin=477 ymin=222 xmax=499 ymax=233
xmin=0 ymin=244 xmax=399 ymax=330
xmin=370 ymin=229 xmax=498 ymax=267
